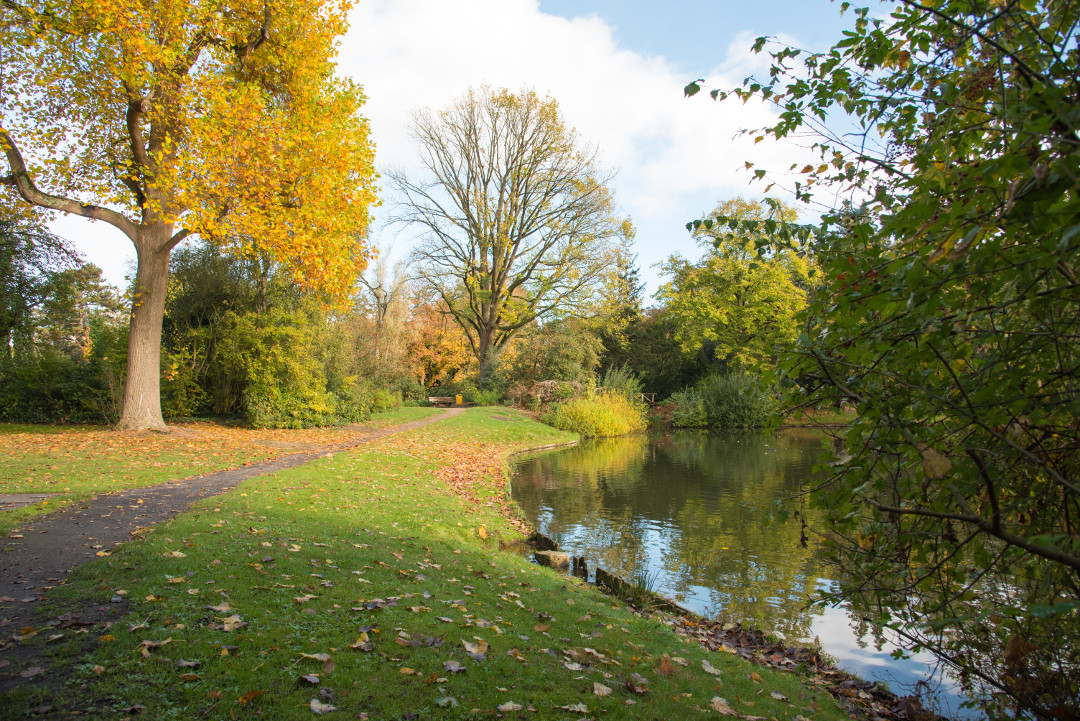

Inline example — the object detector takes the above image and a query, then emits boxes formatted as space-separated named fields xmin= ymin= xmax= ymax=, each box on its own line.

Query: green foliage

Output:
xmin=551 ymin=390 xmax=646 ymax=438
xmin=160 ymin=241 xmax=410 ymax=428
xmin=658 ymin=198 xmax=811 ymax=374
xmin=700 ymin=1 xmax=1080 ymax=716
xmin=598 ymin=365 xmax=643 ymax=400
xmin=670 ymin=373 xmax=777 ymax=429
xmin=600 ymin=307 xmax=712 ymax=399
xmin=493 ymin=320 xmax=603 ymax=393
xmin=471 ymin=388 xmax=503 ymax=406
xmin=0 ymin=226 xmax=126 ymax=424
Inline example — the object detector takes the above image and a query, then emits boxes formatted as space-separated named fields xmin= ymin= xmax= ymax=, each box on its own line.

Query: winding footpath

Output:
xmin=0 ymin=409 xmax=462 ymax=639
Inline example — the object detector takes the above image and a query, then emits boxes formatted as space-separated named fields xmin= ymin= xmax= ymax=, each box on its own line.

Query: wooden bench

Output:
xmin=428 ymin=396 xmax=455 ymax=407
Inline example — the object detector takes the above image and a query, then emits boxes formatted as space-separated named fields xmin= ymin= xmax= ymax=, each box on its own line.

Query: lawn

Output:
xmin=3 ymin=407 xmax=848 ymax=720
xmin=0 ymin=407 xmax=444 ymax=535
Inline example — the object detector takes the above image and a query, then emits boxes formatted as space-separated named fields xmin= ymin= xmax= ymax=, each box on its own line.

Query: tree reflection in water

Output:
xmin=512 ymin=430 xmax=829 ymax=641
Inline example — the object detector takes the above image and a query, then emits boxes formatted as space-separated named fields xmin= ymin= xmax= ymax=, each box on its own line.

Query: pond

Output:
xmin=511 ymin=430 xmax=974 ymax=718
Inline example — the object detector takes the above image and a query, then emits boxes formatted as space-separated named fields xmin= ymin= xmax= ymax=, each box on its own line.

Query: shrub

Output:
xmin=471 ymin=388 xmax=502 ymax=406
xmin=670 ymin=372 xmax=777 ymax=429
xmin=599 ymin=365 xmax=643 ymax=400
xmin=551 ymin=390 xmax=647 ymax=438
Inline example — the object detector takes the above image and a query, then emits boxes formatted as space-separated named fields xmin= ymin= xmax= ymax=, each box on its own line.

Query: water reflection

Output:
xmin=512 ymin=430 xmax=972 ymax=717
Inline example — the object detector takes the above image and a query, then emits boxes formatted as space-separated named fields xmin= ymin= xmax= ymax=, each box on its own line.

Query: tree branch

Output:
xmin=1 ymin=129 xmax=137 ymax=242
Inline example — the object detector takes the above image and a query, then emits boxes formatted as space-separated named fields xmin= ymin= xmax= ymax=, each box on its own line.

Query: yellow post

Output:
xmin=455 ymin=394 xmax=463 ymax=406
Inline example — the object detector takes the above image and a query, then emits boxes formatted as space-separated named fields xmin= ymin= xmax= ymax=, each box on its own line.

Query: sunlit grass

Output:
xmin=8 ymin=408 xmax=847 ymax=720
xmin=0 ymin=407 xmax=444 ymax=535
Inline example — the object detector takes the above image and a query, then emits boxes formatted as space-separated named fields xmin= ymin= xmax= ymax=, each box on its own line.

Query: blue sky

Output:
xmin=539 ymin=0 xmax=858 ymax=75
xmin=58 ymin=0 xmax=870 ymax=299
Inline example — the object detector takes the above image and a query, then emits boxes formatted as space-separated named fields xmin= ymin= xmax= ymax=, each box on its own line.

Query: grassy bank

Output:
xmin=0 ymin=407 xmax=442 ymax=535
xmin=4 ymin=408 xmax=847 ymax=720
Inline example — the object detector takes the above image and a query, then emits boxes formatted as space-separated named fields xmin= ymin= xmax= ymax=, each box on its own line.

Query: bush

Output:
xmin=598 ymin=365 xmax=643 ymax=400
xmin=371 ymin=388 xmax=402 ymax=413
xmin=471 ymin=388 xmax=502 ymax=406
xmin=551 ymin=390 xmax=647 ymax=438
xmin=670 ymin=372 xmax=776 ymax=429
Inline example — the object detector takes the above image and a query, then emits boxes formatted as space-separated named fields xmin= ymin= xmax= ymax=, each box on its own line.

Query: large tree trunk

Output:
xmin=117 ymin=225 xmax=173 ymax=430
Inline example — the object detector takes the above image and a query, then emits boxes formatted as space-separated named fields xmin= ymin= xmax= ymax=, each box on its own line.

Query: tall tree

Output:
xmin=392 ymin=86 xmax=630 ymax=382
xmin=0 ymin=217 xmax=79 ymax=360
xmin=658 ymin=198 xmax=811 ymax=373
xmin=689 ymin=1 xmax=1080 ymax=716
xmin=0 ymin=0 xmax=377 ymax=429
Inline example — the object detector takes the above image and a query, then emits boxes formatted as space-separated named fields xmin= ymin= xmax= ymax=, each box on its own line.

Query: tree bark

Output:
xmin=117 ymin=224 xmax=173 ymax=430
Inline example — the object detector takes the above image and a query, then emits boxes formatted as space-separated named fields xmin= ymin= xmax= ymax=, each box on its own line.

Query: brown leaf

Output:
xmin=701 ymin=658 xmax=722 ymax=676
xmin=770 ymin=690 xmax=789 ymax=702
xmin=496 ymin=701 xmax=521 ymax=712
xmin=238 ymin=690 xmax=265 ymax=706
xmin=626 ymin=672 xmax=649 ymax=694
xmin=299 ymin=674 xmax=320 ymax=685
xmin=657 ymin=654 xmax=674 ymax=677
xmin=20 ymin=666 xmax=44 ymax=679
xmin=300 ymin=653 xmax=332 ymax=662
xmin=593 ymin=682 xmax=612 ymax=697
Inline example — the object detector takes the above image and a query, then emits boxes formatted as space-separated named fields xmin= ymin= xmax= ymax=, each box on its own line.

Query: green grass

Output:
xmin=4 ymin=408 xmax=847 ymax=720
xmin=0 ymin=407 xmax=445 ymax=535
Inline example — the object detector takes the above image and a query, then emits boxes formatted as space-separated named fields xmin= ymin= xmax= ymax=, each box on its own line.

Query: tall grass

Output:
xmin=670 ymin=372 xmax=777 ymax=428
xmin=552 ymin=390 xmax=647 ymax=438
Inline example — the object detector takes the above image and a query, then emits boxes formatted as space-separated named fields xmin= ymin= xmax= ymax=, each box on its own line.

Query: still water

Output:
xmin=512 ymin=430 xmax=972 ymax=718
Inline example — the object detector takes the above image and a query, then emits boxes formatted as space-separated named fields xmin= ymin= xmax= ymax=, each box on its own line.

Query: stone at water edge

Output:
xmin=534 ymin=551 xmax=570 ymax=571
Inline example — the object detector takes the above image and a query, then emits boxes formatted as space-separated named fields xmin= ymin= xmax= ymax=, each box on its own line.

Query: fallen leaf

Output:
xmin=238 ymin=690 xmax=265 ymax=706
xmin=701 ymin=658 xmax=722 ymax=676
xmin=443 ymin=660 xmax=465 ymax=673
xmin=222 ymin=615 xmax=244 ymax=632
xmin=141 ymin=637 xmax=172 ymax=649
xmin=561 ymin=702 xmax=588 ymax=712
xmin=626 ymin=672 xmax=649 ymax=694
xmin=400 ymin=667 xmax=418 ymax=675
xmin=178 ymin=673 xmax=201 ymax=681
xmin=770 ymin=690 xmax=789 ymax=702
xmin=206 ymin=602 xmax=231 ymax=613
xmin=593 ymin=682 xmax=612 ymax=697
xmin=750 ymin=671 xmax=762 ymax=683
xmin=658 ymin=654 xmax=674 ymax=677
xmin=299 ymin=674 xmax=320 ymax=685
xmin=461 ymin=638 xmax=488 ymax=654
xmin=20 ymin=666 xmax=44 ymax=679
xmin=300 ymin=653 xmax=332 ymax=662
xmin=436 ymin=696 xmax=459 ymax=707
xmin=711 ymin=697 xmax=737 ymax=715
xmin=310 ymin=698 xmax=337 ymax=714
xmin=496 ymin=701 xmax=521 ymax=712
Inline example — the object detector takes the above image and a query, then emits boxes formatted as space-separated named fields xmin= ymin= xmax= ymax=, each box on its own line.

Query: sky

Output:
xmin=54 ymin=0 xmax=869 ymax=300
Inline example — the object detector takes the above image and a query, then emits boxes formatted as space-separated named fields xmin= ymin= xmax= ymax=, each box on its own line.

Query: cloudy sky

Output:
xmin=57 ymin=0 xmax=866 ymax=299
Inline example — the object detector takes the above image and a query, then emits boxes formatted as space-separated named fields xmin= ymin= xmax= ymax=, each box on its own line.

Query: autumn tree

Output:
xmin=0 ymin=0 xmax=377 ymax=430
xmin=689 ymin=1 xmax=1080 ymax=716
xmin=392 ymin=87 xmax=630 ymax=383
xmin=658 ymin=198 xmax=811 ymax=373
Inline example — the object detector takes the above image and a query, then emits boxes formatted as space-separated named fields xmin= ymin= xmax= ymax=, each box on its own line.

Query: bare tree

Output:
xmin=390 ymin=86 xmax=630 ymax=382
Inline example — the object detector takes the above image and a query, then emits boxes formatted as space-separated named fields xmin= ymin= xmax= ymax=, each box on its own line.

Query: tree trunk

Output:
xmin=117 ymin=225 xmax=173 ymax=430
